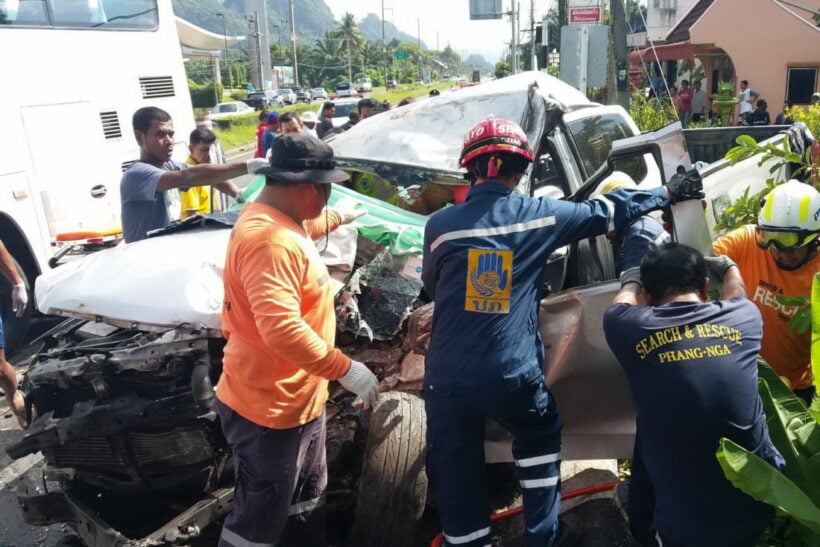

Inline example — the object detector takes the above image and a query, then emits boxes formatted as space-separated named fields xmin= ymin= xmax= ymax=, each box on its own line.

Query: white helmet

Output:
xmin=594 ymin=171 xmax=637 ymax=197
xmin=756 ymin=180 xmax=820 ymax=250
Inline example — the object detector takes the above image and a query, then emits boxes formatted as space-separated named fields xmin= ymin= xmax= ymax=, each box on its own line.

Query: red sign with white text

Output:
xmin=569 ymin=7 xmax=602 ymax=24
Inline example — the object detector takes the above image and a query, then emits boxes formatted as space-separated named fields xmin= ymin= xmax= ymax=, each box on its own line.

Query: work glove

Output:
xmin=246 ymin=158 xmax=269 ymax=174
xmin=619 ymin=266 xmax=642 ymax=288
xmin=704 ymin=255 xmax=737 ymax=280
xmin=665 ymin=169 xmax=705 ymax=204
xmin=334 ymin=208 xmax=367 ymax=225
xmin=339 ymin=360 xmax=380 ymax=410
xmin=11 ymin=283 xmax=27 ymax=317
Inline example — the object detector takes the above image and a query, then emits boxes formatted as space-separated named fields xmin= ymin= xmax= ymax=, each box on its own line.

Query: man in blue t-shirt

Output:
xmin=603 ymin=243 xmax=783 ymax=547
xmin=120 ymin=107 xmax=267 ymax=243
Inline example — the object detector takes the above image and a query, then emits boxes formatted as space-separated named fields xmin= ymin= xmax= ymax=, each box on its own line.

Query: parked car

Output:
xmin=243 ymin=90 xmax=283 ymax=110
xmin=209 ymin=101 xmax=254 ymax=119
xmin=276 ymin=88 xmax=296 ymax=105
xmin=8 ymin=72 xmax=784 ymax=547
xmin=335 ymin=81 xmax=355 ymax=97
xmin=311 ymin=87 xmax=328 ymax=100
xmin=295 ymin=88 xmax=312 ymax=102
xmin=315 ymin=97 xmax=360 ymax=131
xmin=386 ymin=79 xmax=398 ymax=89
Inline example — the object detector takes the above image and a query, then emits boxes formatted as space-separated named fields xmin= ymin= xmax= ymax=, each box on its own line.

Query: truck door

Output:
xmin=21 ymin=102 xmax=121 ymax=240
xmin=562 ymin=106 xmax=663 ymax=285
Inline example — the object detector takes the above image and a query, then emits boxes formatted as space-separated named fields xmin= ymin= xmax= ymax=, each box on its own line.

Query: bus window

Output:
xmin=1 ymin=0 xmax=157 ymax=29
xmin=1 ymin=1 xmax=49 ymax=25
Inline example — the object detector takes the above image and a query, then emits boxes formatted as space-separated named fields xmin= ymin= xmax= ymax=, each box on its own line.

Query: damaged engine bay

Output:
xmin=6 ymin=196 xmax=432 ymax=546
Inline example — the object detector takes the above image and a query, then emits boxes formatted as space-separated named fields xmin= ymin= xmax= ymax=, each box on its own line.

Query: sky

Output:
xmin=323 ymin=0 xmax=554 ymax=64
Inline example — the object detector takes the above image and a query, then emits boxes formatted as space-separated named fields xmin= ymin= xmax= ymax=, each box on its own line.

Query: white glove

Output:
xmin=338 ymin=360 xmax=379 ymax=409
xmin=11 ymin=284 xmax=27 ymax=317
xmin=246 ymin=158 xmax=269 ymax=174
xmin=334 ymin=208 xmax=367 ymax=225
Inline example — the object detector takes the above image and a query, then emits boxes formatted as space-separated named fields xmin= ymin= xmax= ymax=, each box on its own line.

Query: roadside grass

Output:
xmin=212 ymin=122 xmax=257 ymax=151
xmin=203 ymin=81 xmax=456 ymax=151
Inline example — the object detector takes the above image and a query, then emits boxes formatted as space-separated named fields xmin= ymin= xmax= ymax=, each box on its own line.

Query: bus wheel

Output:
xmin=347 ymin=391 xmax=428 ymax=547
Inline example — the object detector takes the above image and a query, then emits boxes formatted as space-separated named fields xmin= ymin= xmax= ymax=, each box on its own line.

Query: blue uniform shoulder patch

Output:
xmin=465 ymin=249 xmax=512 ymax=314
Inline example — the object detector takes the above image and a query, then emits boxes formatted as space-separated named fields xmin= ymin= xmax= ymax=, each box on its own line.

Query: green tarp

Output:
xmin=232 ymin=176 xmax=427 ymax=256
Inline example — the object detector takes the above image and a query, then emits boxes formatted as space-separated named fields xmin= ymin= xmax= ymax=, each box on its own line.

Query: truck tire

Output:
xmin=0 ymin=256 xmax=32 ymax=353
xmin=348 ymin=391 xmax=428 ymax=547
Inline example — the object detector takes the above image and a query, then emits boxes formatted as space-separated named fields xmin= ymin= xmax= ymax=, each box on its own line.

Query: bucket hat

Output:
xmin=257 ymin=133 xmax=349 ymax=184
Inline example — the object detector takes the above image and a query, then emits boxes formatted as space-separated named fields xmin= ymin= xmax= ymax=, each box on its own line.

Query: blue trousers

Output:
xmin=215 ymin=399 xmax=327 ymax=547
xmin=425 ymin=346 xmax=562 ymax=547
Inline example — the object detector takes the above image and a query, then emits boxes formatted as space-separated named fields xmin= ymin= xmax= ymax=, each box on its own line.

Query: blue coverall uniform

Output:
xmin=421 ymin=181 xmax=670 ymax=546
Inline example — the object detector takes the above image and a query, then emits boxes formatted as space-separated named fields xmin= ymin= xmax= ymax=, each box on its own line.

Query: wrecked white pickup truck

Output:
xmin=5 ymin=72 xmax=786 ymax=547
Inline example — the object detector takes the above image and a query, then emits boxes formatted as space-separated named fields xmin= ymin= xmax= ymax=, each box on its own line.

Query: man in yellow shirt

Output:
xmin=714 ymin=180 xmax=820 ymax=404
xmin=180 ymin=128 xmax=242 ymax=217
xmin=216 ymin=133 xmax=378 ymax=547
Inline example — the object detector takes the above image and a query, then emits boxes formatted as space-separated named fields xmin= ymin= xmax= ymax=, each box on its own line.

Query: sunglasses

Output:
xmin=754 ymin=227 xmax=818 ymax=251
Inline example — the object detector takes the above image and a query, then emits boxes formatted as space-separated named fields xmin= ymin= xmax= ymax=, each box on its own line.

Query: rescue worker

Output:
xmin=604 ymin=243 xmax=783 ymax=546
xmin=215 ymin=133 xmax=378 ymax=547
xmin=713 ymin=180 xmax=820 ymax=405
xmin=594 ymin=172 xmax=671 ymax=274
xmin=421 ymin=116 xmax=704 ymax=546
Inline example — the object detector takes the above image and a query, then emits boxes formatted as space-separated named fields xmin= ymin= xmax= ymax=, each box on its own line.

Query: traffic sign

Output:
xmin=569 ymin=7 xmax=602 ymax=24
xmin=395 ymin=49 xmax=408 ymax=60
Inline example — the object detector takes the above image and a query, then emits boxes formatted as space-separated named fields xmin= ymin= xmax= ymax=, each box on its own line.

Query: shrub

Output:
xmin=211 ymin=112 xmax=258 ymax=131
xmin=188 ymin=80 xmax=223 ymax=109
xmin=230 ymin=89 xmax=248 ymax=101
xmin=629 ymin=91 xmax=678 ymax=132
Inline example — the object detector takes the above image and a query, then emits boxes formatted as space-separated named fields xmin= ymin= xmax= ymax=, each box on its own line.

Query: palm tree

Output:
xmin=332 ymin=12 xmax=365 ymax=81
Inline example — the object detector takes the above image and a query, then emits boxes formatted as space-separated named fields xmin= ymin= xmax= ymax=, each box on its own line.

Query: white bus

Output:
xmin=0 ymin=0 xmax=196 ymax=347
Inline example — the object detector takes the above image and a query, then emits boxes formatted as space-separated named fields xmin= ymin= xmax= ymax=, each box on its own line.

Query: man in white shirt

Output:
xmin=691 ymin=80 xmax=708 ymax=123
xmin=737 ymin=80 xmax=758 ymax=124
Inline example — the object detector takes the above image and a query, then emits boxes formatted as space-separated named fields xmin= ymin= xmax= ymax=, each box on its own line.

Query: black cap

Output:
xmin=257 ymin=133 xmax=349 ymax=185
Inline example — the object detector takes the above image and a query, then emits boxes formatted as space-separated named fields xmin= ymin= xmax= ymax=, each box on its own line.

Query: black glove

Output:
xmin=704 ymin=255 xmax=737 ymax=280
xmin=666 ymin=169 xmax=705 ymax=204
xmin=619 ymin=266 xmax=642 ymax=288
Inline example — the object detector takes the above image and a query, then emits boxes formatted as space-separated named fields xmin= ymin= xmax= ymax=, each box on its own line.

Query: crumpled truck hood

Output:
xmin=329 ymin=71 xmax=592 ymax=185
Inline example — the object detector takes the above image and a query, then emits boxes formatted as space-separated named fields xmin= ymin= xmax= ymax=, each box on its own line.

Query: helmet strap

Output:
xmin=487 ymin=156 xmax=502 ymax=178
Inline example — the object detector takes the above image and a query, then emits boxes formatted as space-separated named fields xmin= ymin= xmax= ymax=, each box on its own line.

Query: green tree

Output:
xmin=494 ymin=60 xmax=512 ymax=79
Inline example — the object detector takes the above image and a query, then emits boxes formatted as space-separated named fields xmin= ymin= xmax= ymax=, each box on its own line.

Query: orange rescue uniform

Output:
xmin=714 ymin=225 xmax=819 ymax=389
xmin=216 ymin=202 xmax=350 ymax=429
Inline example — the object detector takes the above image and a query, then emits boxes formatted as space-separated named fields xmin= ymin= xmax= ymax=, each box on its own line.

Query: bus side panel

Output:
xmin=21 ymin=103 xmax=121 ymax=237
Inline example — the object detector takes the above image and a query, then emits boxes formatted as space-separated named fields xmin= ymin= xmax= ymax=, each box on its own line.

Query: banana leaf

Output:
xmin=717 ymin=361 xmax=820 ymax=544
xmin=812 ymin=273 xmax=820 ymax=421
xmin=717 ymin=439 xmax=820 ymax=542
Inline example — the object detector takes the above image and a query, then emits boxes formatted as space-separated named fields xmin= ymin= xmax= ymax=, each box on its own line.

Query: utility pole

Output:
xmin=530 ymin=0 xmax=537 ymax=71
xmin=248 ymin=13 xmax=264 ymax=90
xmin=609 ymin=0 xmax=629 ymax=108
xmin=288 ymin=0 xmax=298 ymax=87
xmin=216 ymin=13 xmax=232 ymax=90
xmin=417 ymin=18 xmax=422 ymax=81
xmin=510 ymin=2 xmax=517 ymax=74
xmin=381 ymin=0 xmax=386 ymax=84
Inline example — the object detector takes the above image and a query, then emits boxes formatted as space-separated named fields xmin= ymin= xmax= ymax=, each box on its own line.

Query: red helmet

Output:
xmin=459 ymin=116 xmax=534 ymax=168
